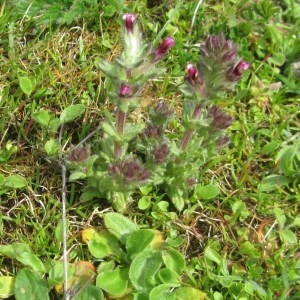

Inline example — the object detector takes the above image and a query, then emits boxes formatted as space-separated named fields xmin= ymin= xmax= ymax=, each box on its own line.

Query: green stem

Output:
xmin=180 ymin=104 xmax=203 ymax=151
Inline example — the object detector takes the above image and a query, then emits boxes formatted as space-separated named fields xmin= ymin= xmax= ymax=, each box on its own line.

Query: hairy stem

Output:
xmin=180 ymin=104 xmax=203 ymax=151
xmin=114 ymin=109 xmax=127 ymax=159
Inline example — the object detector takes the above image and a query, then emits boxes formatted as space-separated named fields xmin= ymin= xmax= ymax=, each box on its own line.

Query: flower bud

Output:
xmin=233 ymin=61 xmax=250 ymax=76
xmin=143 ymin=124 xmax=163 ymax=140
xmin=109 ymin=158 xmax=150 ymax=183
xmin=209 ymin=105 xmax=234 ymax=130
xmin=153 ymin=36 xmax=175 ymax=61
xmin=118 ymin=83 xmax=132 ymax=98
xmin=67 ymin=145 xmax=90 ymax=162
xmin=153 ymin=142 xmax=170 ymax=163
xmin=122 ymin=13 xmax=137 ymax=34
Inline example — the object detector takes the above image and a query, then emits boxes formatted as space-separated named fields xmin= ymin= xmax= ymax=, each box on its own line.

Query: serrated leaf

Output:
xmin=104 ymin=213 xmax=138 ymax=244
xmin=19 ymin=77 xmax=33 ymax=96
xmin=14 ymin=268 xmax=49 ymax=300
xmin=96 ymin=267 xmax=129 ymax=296
xmin=0 ymin=276 xmax=14 ymax=298
xmin=4 ymin=175 xmax=27 ymax=189
xmin=60 ymin=104 xmax=85 ymax=124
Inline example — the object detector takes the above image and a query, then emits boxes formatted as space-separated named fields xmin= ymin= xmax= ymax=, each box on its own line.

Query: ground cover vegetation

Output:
xmin=0 ymin=0 xmax=299 ymax=299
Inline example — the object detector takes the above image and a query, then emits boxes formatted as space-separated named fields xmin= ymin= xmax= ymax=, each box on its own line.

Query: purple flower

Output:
xmin=209 ymin=105 xmax=234 ymax=129
xmin=122 ymin=13 xmax=137 ymax=34
xmin=118 ymin=83 xmax=132 ymax=98
xmin=152 ymin=142 xmax=170 ymax=163
xmin=67 ymin=145 xmax=90 ymax=162
xmin=153 ymin=36 xmax=175 ymax=61
xmin=233 ymin=61 xmax=250 ymax=76
xmin=196 ymin=34 xmax=250 ymax=93
xmin=143 ymin=124 xmax=163 ymax=139
xmin=109 ymin=158 xmax=150 ymax=183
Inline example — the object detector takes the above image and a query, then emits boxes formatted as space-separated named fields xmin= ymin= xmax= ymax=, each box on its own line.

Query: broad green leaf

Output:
xmin=73 ymin=285 xmax=104 ymax=300
xmin=0 ymin=243 xmax=31 ymax=259
xmin=204 ymin=247 xmax=222 ymax=264
xmin=44 ymin=138 xmax=59 ymax=156
xmin=14 ymin=268 xmax=49 ymax=300
xmin=126 ymin=229 xmax=155 ymax=256
xmin=162 ymin=248 xmax=185 ymax=275
xmin=60 ymin=104 xmax=86 ymax=124
xmin=149 ymin=284 xmax=178 ymax=300
xmin=134 ymin=292 xmax=149 ymax=300
xmin=138 ymin=196 xmax=151 ymax=210
xmin=17 ymin=252 xmax=45 ymax=273
xmin=158 ymin=268 xmax=180 ymax=284
xmin=174 ymin=286 xmax=208 ymax=300
xmin=129 ymin=251 xmax=163 ymax=291
xmin=4 ymin=175 xmax=27 ymax=189
xmin=19 ymin=77 xmax=33 ymax=96
xmin=104 ymin=213 xmax=138 ymax=244
xmin=32 ymin=110 xmax=52 ymax=127
xmin=96 ymin=267 xmax=129 ymax=296
xmin=259 ymin=175 xmax=291 ymax=192
xmin=279 ymin=229 xmax=298 ymax=244
xmin=194 ymin=184 xmax=219 ymax=200
xmin=238 ymin=241 xmax=260 ymax=259
xmin=88 ymin=230 xmax=122 ymax=259
xmin=0 ymin=276 xmax=14 ymax=299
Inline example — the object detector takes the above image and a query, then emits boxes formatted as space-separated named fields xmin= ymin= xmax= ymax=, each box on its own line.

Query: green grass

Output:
xmin=0 ymin=0 xmax=299 ymax=299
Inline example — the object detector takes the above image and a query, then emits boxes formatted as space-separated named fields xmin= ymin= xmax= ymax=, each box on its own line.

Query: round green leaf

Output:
xmin=19 ymin=77 xmax=33 ymax=96
xmin=162 ymin=248 xmax=185 ymax=275
xmin=126 ymin=229 xmax=155 ymax=256
xmin=88 ymin=230 xmax=121 ymax=259
xmin=32 ymin=110 xmax=51 ymax=127
xmin=149 ymin=284 xmax=178 ymax=300
xmin=174 ymin=286 xmax=208 ymax=300
xmin=96 ymin=267 xmax=129 ymax=296
xmin=14 ymin=268 xmax=49 ymax=300
xmin=72 ymin=285 xmax=104 ymax=300
xmin=0 ymin=276 xmax=14 ymax=299
xmin=129 ymin=251 xmax=163 ymax=291
xmin=17 ymin=253 xmax=45 ymax=273
xmin=194 ymin=184 xmax=219 ymax=200
xmin=4 ymin=175 xmax=26 ymax=189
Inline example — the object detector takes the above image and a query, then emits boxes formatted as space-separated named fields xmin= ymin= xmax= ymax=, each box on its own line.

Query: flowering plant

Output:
xmin=67 ymin=14 xmax=250 ymax=212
